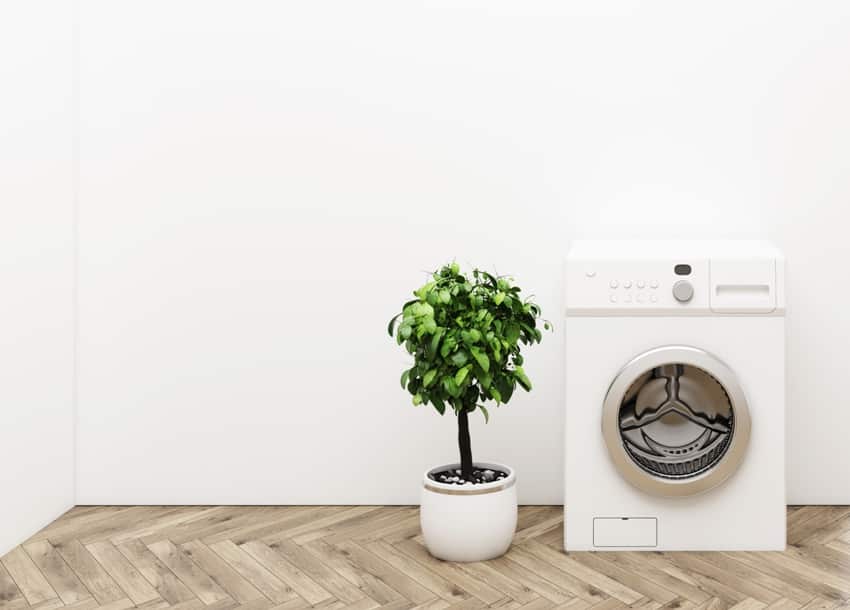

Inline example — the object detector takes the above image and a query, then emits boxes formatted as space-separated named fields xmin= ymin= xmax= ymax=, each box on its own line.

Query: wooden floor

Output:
xmin=2 ymin=507 xmax=850 ymax=610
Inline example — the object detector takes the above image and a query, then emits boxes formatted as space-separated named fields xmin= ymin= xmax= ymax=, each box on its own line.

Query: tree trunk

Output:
xmin=458 ymin=407 xmax=474 ymax=480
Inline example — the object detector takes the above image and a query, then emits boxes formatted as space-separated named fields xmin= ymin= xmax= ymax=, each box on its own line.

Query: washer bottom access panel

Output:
xmin=593 ymin=517 xmax=658 ymax=548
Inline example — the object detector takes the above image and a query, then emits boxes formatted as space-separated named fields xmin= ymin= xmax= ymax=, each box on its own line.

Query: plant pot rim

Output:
xmin=422 ymin=461 xmax=515 ymax=495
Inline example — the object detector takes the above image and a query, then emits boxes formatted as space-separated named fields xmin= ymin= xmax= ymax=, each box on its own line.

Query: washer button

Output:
xmin=609 ymin=279 xmax=619 ymax=288
xmin=672 ymin=280 xmax=694 ymax=303
xmin=623 ymin=280 xmax=632 ymax=288
xmin=609 ymin=294 xmax=618 ymax=303
xmin=636 ymin=280 xmax=645 ymax=289
xmin=650 ymin=280 xmax=659 ymax=289
xmin=586 ymin=270 xmax=596 ymax=278
xmin=650 ymin=294 xmax=658 ymax=303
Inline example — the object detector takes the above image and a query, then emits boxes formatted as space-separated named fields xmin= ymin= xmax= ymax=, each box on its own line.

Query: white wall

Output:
xmin=76 ymin=1 xmax=850 ymax=504
xmin=0 ymin=2 xmax=76 ymax=554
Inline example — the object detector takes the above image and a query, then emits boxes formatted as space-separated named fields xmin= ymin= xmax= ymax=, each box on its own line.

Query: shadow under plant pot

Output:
xmin=420 ymin=462 xmax=517 ymax=562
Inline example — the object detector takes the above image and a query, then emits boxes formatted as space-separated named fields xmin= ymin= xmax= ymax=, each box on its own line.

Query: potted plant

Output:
xmin=388 ymin=262 xmax=547 ymax=561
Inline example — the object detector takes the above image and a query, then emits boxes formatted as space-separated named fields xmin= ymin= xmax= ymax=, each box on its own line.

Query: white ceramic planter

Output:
xmin=420 ymin=462 xmax=517 ymax=562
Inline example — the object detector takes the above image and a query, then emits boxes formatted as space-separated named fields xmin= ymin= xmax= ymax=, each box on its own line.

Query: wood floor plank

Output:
xmin=365 ymin=539 xmax=469 ymax=603
xmin=729 ymin=599 xmax=768 ymax=610
xmin=702 ymin=553 xmax=814 ymax=605
xmin=660 ymin=553 xmax=782 ymax=605
xmin=765 ymin=599 xmax=804 ymax=610
xmin=355 ymin=512 xmax=421 ymax=545
xmin=54 ymin=539 xmax=127 ymax=604
xmin=74 ymin=508 xmax=178 ymax=545
xmin=146 ymin=539 xmax=231 ymax=604
xmin=181 ymin=539 xmax=266 ymax=603
xmin=262 ymin=507 xmax=381 ymax=544
xmin=0 ymin=560 xmax=25 ymax=606
xmin=488 ymin=555 xmax=575 ymax=605
xmin=24 ymin=539 xmax=92 ymax=604
xmin=208 ymin=540 xmax=298 ymax=604
xmin=109 ymin=507 xmax=217 ymax=545
xmin=391 ymin=539 xmax=506 ymax=606
xmin=1 ymin=546 xmax=60 ymax=605
xmin=302 ymin=538 xmax=410 ymax=606
xmin=202 ymin=508 xmax=318 ymax=546
xmin=730 ymin=552 xmax=847 ymax=605
xmin=567 ymin=552 xmax=678 ymax=605
xmin=266 ymin=538 xmax=370 ymax=604
xmin=240 ymin=540 xmax=335 ymax=605
xmin=799 ymin=598 xmax=836 ymax=610
xmin=4 ymin=505 xmax=850 ymax=610
xmin=454 ymin=560 xmax=538 ymax=605
xmin=85 ymin=541 xmax=161 ymax=605
xmin=175 ymin=508 xmax=281 ymax=546
xmin=116 ymin=538 xmax=197 ymax=604
xmin=138 ymin=507 xmax=234 ymax=546
xmin=498 ymin=545 xmax=606 ymax=604
xmin=90 ymin=597 xmax=135 ymax=610
xmin=634 ymin=552 xmax=746 ymax=607
xmin=319 ymin=508 xmax=412 ymax=545
xmin=524 ymin=541 xmax=643 ymax=604
xmin=33 ymin=508 xmax=137 ymax=543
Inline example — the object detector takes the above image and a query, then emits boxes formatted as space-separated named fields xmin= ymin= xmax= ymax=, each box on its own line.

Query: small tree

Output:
xmin=388 ymin=262 xmax=548 ymax=481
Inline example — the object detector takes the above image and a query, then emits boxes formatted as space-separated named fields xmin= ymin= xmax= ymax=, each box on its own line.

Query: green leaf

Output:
xmin=400 ymin=324 xmax=412 ymax=339
xmin=429 ymin=327 xmax=444 ymax=356
xmin=514 ymin=366 xmax=532 ymax=391
xmin=479 ymin=404 xmax=489 ymax=423
xmin=450 ymin=261 xmax=460 ymax=275
xmin=450 ymin=350 xmax=468 ymax=366
xmin=477 ymin=369 xmax=492 ymax=389
xmin=461 ymin=329 xmax=481 ymax=344
xmin=454 ymin=365 xmax=471 ymax=385
xmin=423 ymin=369 xmax=437 ymax=388
xmin=442 ymin=376 xmax=460 ymax=398
xmin=439 ymin=289 xmax=451 ymax=304
xmin=412 ymin=393 xmax=423 ymax=406
xmin=490 ymin=387 xmax=502 ymax=404
xmin=415 ymin=282 xmax=436 ymax=300
xmin=505 ymin=323 xmax=521 ymax=344
xmin=470 ymin=346 xmax=490 ymax=373
xmin=432 ymin=396 xmax=446 ymax=415
xmin=440 ymin=336 xmax=456 ymax=358
xmin=400 ymin=369 xmax=411 ymax=390
xmin=422 ymin=317 xmax=437 ymax=334
xmin=494 ymin=291 xmax=505 ymax=305
xmin=387 ymin=313 xmax=402 ymax=337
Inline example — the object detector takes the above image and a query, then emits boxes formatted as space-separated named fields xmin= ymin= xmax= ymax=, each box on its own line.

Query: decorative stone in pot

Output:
xmin=420 ymin=462 xmax=517 ymax=562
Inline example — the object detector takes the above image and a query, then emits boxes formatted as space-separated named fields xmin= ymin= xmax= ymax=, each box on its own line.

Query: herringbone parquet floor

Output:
xmin=2 ymin=506 xmax=850 ymax=610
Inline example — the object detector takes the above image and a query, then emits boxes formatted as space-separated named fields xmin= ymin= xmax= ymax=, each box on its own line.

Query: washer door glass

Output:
xmin=602 ymin=346 xmax=751 ymax=497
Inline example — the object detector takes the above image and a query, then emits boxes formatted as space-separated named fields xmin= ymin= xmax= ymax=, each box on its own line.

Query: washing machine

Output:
xmin=564 ymin=240 xmax=785 ymax=551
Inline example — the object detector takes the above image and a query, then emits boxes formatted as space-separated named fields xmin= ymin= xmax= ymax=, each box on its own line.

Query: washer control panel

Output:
xmin=565 ymin=241 xmax=783 ymax=316
xmin=567 ymin=260 xmax=710 ymax=314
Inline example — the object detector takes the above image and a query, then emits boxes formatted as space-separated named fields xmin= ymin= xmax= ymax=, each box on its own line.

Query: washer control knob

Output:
xmin=672 ymin=280 xmax=694 ymax=303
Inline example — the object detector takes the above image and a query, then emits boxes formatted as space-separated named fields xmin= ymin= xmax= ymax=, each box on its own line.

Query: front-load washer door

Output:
xmin=601 ymin=345 xmax=751 ymax=497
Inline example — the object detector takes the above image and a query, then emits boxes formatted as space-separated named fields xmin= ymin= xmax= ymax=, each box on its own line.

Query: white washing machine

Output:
xmin=564 ymin=240 xmax=785 ymax=551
